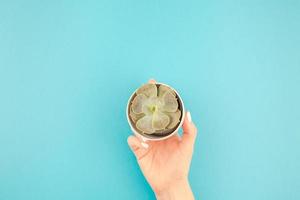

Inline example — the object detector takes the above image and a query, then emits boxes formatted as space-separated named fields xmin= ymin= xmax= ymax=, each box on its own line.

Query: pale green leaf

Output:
xmin=162 ymin=91 xmax=178 ymax=112
xmin=129 ymin=107 xmax=145 ymax=123
xmin=131 ymin=94 xmax=147 ymax=114
xmin=158 ymin=85 xmax=175 ymax=98
xmin=136 ymin=83 xmax=157 ymax=97
xmin=152 ymin=111 xmax=170 ymax=130
xmin=166 ymin=110 xmax=181 ymax=129
xmin=136 ymin=116 xmax=155 ymax=134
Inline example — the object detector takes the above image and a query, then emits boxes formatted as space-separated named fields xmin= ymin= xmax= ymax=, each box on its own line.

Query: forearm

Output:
xmin=155 ymin=179 xmax=194 ymax=200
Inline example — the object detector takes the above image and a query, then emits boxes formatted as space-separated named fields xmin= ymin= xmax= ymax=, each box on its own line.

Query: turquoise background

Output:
xmin=0 ymin=1 xmax=299 ymax=199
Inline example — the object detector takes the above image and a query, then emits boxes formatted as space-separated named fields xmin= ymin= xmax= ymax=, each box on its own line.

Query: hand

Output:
xmin=127 ymin=80 xmax=197 ymax=200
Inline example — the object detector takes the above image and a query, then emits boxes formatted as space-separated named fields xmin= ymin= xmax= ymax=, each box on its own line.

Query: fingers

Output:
xmin=127 ymin=135 xmax=142 ymax=151
xmin=181 ymin=111 xmax=197 ymax=147
xmin=127 ymin=135 xmax=149 ymax=159
xmin=148 ymin=79 xmax=156 ymax=84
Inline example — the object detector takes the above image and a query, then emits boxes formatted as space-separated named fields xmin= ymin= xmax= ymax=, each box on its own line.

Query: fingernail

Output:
xmin=141 ymin=142 xmax=149 ymax=149
xmin=187 ymin=111 xmax=192 ymax=122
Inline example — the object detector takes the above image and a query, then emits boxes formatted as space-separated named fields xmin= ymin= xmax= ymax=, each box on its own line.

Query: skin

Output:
xmin=127 ymin=80 xmax=198 ymax=200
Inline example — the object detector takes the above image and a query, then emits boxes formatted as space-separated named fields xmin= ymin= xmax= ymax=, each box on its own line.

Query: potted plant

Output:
xmin=126 ymin=82 xmax=185 ymax=140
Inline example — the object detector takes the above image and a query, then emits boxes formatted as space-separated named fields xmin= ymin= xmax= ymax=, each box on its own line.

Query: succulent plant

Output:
xmin=129 ymin=83 xmax=182 ymax=135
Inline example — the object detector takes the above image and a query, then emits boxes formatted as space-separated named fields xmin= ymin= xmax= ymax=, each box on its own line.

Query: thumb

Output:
xmin=181 ymin=111 xmax=197 ymax=148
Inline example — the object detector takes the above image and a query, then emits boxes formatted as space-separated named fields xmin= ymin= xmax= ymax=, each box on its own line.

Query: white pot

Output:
xmin=126 ymin=82 xmax=185 ymax=141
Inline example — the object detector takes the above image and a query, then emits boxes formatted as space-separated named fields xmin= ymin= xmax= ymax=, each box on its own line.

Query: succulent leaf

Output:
xmin=158 ymin=85 xmax=175 ymax=98
xmin=162 ymin=91 xmax=178 ymax=112
xmin=166 ymin=110 xmax=181 ymax=129
xmin=152 ymin=111 xmax=170 ymax=130
xmin=136 ymin=83 xmax=157 ymax=97
xmin=131 ymin=94 xmax=147 ymax=114
xmin=136 ymin=115 xmax=155 ymax=134
xmin=129 ymin=107 xmax=145 ymax=123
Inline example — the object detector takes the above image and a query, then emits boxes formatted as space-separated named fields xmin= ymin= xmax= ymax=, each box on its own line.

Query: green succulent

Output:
xmin=129 ymin=83 xmax=181 ymax=135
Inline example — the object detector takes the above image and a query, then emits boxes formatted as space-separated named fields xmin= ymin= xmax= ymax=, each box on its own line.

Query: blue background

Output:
xmin=1 ymin=1 xmax=299 ymax=199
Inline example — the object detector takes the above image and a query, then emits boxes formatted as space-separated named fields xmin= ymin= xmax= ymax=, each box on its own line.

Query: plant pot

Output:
xmin=126 ymin=82 xmax=185 ymax=141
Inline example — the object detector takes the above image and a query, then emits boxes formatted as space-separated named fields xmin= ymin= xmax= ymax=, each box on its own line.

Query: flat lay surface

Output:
xmin=0 ymin=1 xmax=299 ymax=199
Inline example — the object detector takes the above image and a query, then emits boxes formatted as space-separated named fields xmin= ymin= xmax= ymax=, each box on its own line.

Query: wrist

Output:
xmin=155 ymin=179 xmax=194 ymax=200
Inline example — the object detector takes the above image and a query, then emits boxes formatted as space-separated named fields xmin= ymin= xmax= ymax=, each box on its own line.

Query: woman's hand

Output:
xmin=127 ymin=80 xmax=197 ymax=200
